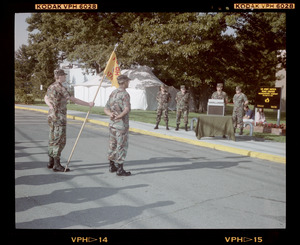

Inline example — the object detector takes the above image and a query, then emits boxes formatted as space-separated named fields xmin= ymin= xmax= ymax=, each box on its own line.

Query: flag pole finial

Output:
xmin=113 ymin=43 xmax=119 ymax=52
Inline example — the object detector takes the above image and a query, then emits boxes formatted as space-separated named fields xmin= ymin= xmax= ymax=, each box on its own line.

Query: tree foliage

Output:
xmin=15 ymin=12 xmax=286 ymax=109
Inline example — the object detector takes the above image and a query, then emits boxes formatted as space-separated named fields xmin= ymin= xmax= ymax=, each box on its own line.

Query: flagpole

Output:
xmin=64 ymin=44 xmax=118 ymax=172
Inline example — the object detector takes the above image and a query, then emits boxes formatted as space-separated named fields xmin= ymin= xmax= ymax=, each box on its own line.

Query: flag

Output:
xmin=103 ymin=51 xmax=120 ymax=88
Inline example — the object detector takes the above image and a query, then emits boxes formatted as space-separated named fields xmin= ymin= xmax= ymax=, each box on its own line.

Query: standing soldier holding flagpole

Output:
xmin=44 ymin=69 xmax=94 ymax=172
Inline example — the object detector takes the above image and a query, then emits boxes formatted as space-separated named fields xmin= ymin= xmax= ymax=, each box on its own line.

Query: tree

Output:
xmin=227 ymin=12 xmax=286 ymax=102
xmin=15 ymin=44 xmax=37 ymax=103
xmin=26 ymin=13 xmax=153 ymax=73
xmin=118 ymin=13 xmax=237 ymax=111
xmin=20 ymin=12 xmax=286 ymax=109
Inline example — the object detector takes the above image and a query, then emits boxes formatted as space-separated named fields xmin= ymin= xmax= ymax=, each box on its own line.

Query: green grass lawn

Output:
xmin=34 ymin=101 xmax=286 ymax=142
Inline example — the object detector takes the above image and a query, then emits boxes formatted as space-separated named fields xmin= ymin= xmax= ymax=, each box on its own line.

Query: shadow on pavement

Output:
xmin=16 ymin=184 xmax=149 ymax=212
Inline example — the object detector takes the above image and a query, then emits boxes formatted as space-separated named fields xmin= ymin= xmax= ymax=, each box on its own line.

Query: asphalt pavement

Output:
xmin=15 ymin=104 xmax=286 ymax=163
xmin=15 ymin=108 xmax=286 ymax=229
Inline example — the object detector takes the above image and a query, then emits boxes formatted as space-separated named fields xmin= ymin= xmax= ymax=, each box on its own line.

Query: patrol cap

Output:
xmin=180 ymin=85 xmax=186 ymax=90
xmin=117 ymin=75 xmax=131 ymax=84
xmin=55 ymin=69 xmax=67 ymax=76
xmin=236 ymin=86 xmax=242 ymax=91
xmin=216 ymin=83 xmax=223 ymax=88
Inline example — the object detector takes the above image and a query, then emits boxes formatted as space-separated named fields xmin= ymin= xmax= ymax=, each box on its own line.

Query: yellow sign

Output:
xmin=255 ymin=87 xmax=281 ymax=109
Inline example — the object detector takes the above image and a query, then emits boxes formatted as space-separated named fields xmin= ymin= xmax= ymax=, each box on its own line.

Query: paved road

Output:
xmin=15 ymin=109 xmax=286 ymax=229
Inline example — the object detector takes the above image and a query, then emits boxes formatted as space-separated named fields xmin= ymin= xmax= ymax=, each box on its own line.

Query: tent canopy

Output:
xmin=74 ymin=66 xmax=178 ymax=110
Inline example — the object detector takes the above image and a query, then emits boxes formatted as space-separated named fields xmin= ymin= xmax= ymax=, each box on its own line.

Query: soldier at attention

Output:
xmin=232 ymin=86 xmax=249 ymax=135
xmin=44 ymin=69 xmax=94 ymax=172
xmin=154 ymin=85 xmax=171 ymax=130
xmin=175 ymin=85 xmax=190 ymax=131
xmin=104 ymin=75 xmax=132 ymax=176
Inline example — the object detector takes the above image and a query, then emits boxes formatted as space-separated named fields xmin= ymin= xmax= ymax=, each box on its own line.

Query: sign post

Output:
xmin=255 ymin=87 xmax=281 ymax=125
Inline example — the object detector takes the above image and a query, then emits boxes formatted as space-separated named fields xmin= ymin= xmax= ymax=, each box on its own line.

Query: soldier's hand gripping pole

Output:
xmin=64 ymin=44 xmax=119 ymax=172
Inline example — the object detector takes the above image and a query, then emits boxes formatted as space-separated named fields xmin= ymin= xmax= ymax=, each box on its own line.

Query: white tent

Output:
xmin=74 ymin=66 xmax=178 ymax=110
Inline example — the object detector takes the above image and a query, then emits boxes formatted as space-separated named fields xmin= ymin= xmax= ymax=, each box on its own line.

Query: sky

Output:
xmin=15 ymin=13 xmax=32 ymax=51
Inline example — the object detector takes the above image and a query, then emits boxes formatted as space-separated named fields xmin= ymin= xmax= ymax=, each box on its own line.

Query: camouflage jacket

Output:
xmin=233 ymin=93 xmax=248 ymax=111
xmin=211 ymin=91 xmax=228 ymax=101
xmin=46 ymin=81 xmax=70 ymax=126
xmin=175 ymin=91 xmax=190 ymax=110
xmin=156 ymin=91 xmax=171 ymax=110
xmin=105 ymin=88 xmax=131 ymax=130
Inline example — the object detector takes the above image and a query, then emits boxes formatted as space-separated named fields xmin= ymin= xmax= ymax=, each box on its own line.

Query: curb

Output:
xmin=15 ymin=105 xmax=286 ymax=164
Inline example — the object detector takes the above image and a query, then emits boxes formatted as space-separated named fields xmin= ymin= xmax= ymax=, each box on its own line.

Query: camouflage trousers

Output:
xmin=232 ymin=108 xmax=244 ymax=129
xmin=48 ymin=122 xmax=66 ymax=159
xmin=156 ymin=107 xmax=169 ymax=123
xmin=176 ymin=108 xmax=189 ymax=125
xmin=108 ymin=126 xmax=129 ymax=164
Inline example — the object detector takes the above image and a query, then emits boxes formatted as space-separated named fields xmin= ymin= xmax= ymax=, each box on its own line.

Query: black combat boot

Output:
xmin=154 ymin=122 xmax=159 ymax=129
xmin=47 ymin=156 xmax=54 ymax=169
xmin=175 ymin=124 xmax=180 ymax=131
xmin=53 ymin=157 xmax=70 ymax=172
xmin=185 ymin=124 xmax=188 ymax=131
xmin=116 ymin=164 xmax=131 ymax=176
xmin=109 ymin=160 xmax=118 ymax=173
xmin=166 ymin=122 xmax=169 ymax=130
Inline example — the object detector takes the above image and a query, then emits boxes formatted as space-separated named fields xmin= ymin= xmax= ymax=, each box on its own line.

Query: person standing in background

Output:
xmin=232 ymin=86 xmax=248 ymax=135
xmin=154 ymin=85 xmax=171 ymax=130
xmin=175 ymin=85 xmax=190 ymax=131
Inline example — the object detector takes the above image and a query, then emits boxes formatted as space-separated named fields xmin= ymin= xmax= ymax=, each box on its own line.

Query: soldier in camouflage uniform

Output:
xmin=211 ymin=83 xmax=228 ymax=104
xmin=104 ymin=75 xmax=131 ymax=176
xmin=232 ymin=86 xmax=248 ymax=135
xmin=175 ymin=85 xmax=190 ymax=131
xmin=44 ymin=69 xmax=94 ymax=172
xmin=154 ymin=85 xmax=171 ymax=130
xmin=211 ymin=83 xmax=229 ymax=138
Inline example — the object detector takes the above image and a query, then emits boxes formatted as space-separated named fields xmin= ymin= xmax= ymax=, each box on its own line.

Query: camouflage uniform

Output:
xmin=175 ymin=91 xmax=190 ymax=125
xmin=46 ymin=81 xmax=70 ymax=159
xmin=105 ymin=88 xmax=131 ymax=165
xmin=155 ymin=89 xmax=171 ymax=125
xmin=211 ymin=90 xmax=228 ymax=115
xmin=211 ymin=91 xmax=228 ymax=101
xmin=232 ymin=92 xmax=248 ymax=129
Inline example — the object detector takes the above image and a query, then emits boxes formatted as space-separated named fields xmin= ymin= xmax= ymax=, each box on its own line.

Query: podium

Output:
xmin=207 ymin=99 xmax=225 ymax=116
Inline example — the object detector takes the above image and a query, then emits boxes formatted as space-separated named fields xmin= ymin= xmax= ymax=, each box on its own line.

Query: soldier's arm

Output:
xmin=44 ymin=95 xmax=54 ymax=110
xmin=114 ymin=107 xmax=130 ymax=120
xmin=175 ymin=93 xmax=178 ymax=102
xmin=224 ymin=93 xmax=228 ymax=104
xmin=104 ymin=107 xmax=117 ymax=120
xmin=156 ymin=92 xmax=160 ymax=101
xmin=114 ymin=94 xmax=131 ymax=120
xmin=69 ymin=96 xmax=94 ymax=107
xmin=44 ymin=94 xmax=57 ymax=121
xmin=243 ymin=96 xmax=249 ymax=106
